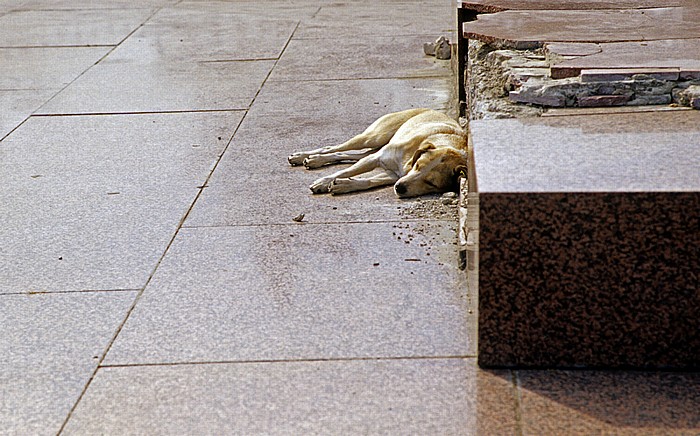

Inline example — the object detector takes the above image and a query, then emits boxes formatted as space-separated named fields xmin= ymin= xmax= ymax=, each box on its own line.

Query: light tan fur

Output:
xmin=288 ymin=108 xmax=468 ymax=198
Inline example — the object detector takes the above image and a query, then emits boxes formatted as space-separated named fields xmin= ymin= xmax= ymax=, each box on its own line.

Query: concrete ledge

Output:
xmin=470 ymin=112 xmax=700 ymax=369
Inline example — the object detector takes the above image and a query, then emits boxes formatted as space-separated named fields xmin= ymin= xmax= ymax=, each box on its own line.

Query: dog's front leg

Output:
xmin=329 ymin=171 xmax=398 ymax=195
xmin=310 ymin=154 xmax=380 ymax=194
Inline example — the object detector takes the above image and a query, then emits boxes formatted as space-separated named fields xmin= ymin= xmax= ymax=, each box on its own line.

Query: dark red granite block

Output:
xmin=471 ymin=112 xmax=700 ymax=369
xmin=478 ymin=192 xmax=700 ymax=369
xmin=460 ymin=0 xmax=692 ymax=13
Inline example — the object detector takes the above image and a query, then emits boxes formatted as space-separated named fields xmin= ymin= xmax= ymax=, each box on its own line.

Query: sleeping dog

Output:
xmin=288 ymin=108 xmax=468 ymax=198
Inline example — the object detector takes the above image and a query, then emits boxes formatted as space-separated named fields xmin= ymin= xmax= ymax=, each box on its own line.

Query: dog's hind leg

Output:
xmin=288 ymin=108 xmax=428 ymax=166
xmin=303 ymin=149 xmax=375 ymax=169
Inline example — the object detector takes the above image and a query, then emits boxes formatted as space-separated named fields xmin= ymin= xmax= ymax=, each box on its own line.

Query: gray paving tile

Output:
xmin=174 ymin=0 xmax=323 ymax=19
xmin=268 ymin=34 xmax=452 ymax=82
xmin=0 ymin=291 xmax=136 ymax=436
xmin=0 ymin=89 xmax=55 ymax=139
xmin=517 ymin=370 xmax=700 ymax=435
xmin=105 ymin=222 xmax=473 ymax=365
xmin=105 ymin=8 xmax=299 ymax=63
xmin=65 ymin=359 xmax=492 ymax=435
xmin=0 ymin=47 xmax=110 ymax=90
xmin=0 ymin=111 xmax=243 ymax=293
xmin=184 ymin=77 xmax=455 ymax=227
xmin=296 ymin=2 xmax=457 ymax=38
xmin=37 ymin=59 xmax=274 ymax=114
xmin=19 ymin=0 xmax=177 ymax=8
xmin=0 ymin=9 xmax=154 ymax=47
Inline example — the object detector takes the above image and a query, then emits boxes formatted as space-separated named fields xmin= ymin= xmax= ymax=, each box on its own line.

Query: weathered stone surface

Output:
xmin=578 ymin=94 xmax=629 ymax=107
xmin=581 ymin=68 xmax=680 ymax=83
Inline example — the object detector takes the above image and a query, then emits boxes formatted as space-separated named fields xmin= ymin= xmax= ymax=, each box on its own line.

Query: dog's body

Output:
xmin=288 ymin=108 xmax=468 ymax=198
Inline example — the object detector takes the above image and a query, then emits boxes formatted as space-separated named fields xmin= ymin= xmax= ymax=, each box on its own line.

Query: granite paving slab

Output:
xmin=174 ymin=0 xmax=322 ymax=19
xmin=105 ymin=8 xmax=299 ymax=63
xmin=184 ymin=77 xmax=454 ymax=227
xmin=0 ymin=89 xmax=55 ymax=139
xmin=549 ymin=39 xmax=700 ymax=79
xmin=464 ymin=8 xmax=700 ymax=47
xmin=37 ymin=59 xmax=274 ymax=114
xmin=19 ymin=0 xmax=177 ymax=8
xmin=296 ymin=2 xmax=456 ymax=39
xmin=460 ymin=0 xmax=692 ymax=12
xmin=0 ymin=111 xmax=243 ymax=293
xmin=0 ymin=47 xmax=111 ymax=90
xmin=104 ymin=223 xmax=473 ymax=365
xmin=517 ymin=370 xmax=700 ymax=434
xmin=0 ymin=9 xmax=154 ymax=47
xmin=268 ymin=34 xmax=452 ymax=82
xmin=471 ymin=111 xmax=700 ymax=193
xmin=64 ymin=359 xmax=503 ymax=435
xmin=0 ymin=291 xmax=136 ymax=436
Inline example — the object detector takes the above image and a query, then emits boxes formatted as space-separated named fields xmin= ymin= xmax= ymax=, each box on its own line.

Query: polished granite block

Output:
xmin=463 ymin=8 xmax=700 ymax=47
xmin=460 ymin=0 xmax=692 ymax=12
xmin=0 ymin=291 xmax=135 ymax=435
xmin=64 ymin=359 xmax=505 ymax=435
xmin=471 ymin=112 xmax=700 ymax=369
xmin=104 ymin=223 xmax=473 ymax=365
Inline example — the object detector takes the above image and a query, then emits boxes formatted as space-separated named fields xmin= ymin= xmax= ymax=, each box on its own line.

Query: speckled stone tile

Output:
xmin=19 ymin=0 xmax=176 ymax=8
xmin=0 ymin=47 xmax=111 ymax=90
xmin=472 ymin=111 xmax=700 ymax=193
xmin=105 ymin=7 xmax=299 ymax=63
xmin=296 ymin=2 xmax=456 ymax=39
xmin=464 ymin=7 xmax=700 ymax=47
xmin=517 ymin=370 xmax=700 ymax=435
xmin=174 ymin=0 xmax=322 ymax=19
xmin=0 ymin=89 xmax=55 ymax=139
xmin=64 ymin=359 xmax=499 ymax=435
xmin=0 ymin=9 xmax=154 ymax=47
xmin=0 ymin=111 xmax=243 ymax=293
xmin=184 ymin=77 xmax=454 ymax=227
xmin=0 ymin=291 xmax=136 ymax=436
xmin=472 ymin=112 xmax=700 ymax=368
xmin=460 ymin=0 xmax=692 ymax=12
xmin=104 ymin=223 xmax=473 ymax=365
xmin=268 ymin=34 xmax=452 ymax=82
xmin=549 ymin=39 xmax=700 ymax=79
xmin=37 ymin=59 xmax=273 ymax=114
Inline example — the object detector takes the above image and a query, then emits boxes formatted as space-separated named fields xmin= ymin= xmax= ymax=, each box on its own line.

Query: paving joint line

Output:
xmin=57 ymin=22 xmax=303 ymax=433
xmin=268 ymin=74 xmax=452 ymax=83
xmin=180 ymin=217 xmax=459 ymax=229
xmin=31 ymin=108 xmax=247 ymax=117
xmin=100 ymin=354 xmax=477 ymax=369
xmin=0 ymin=289 xmax=139 ymax=296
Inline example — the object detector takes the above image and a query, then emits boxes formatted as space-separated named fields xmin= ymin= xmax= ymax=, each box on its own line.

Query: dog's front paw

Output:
xmin=329 ymin=178 xmax=356 ymax=195
xmin=303 ymin=154 xmax=328 ymax=169
xmin=288 ymin=151 xmax=310 ymax=166
xmin=309 ymin=177 xmax=334 ymax=194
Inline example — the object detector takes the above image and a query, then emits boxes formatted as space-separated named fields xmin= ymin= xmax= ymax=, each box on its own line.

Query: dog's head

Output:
xmin=394 ymin=143 xmax=468 ymax=198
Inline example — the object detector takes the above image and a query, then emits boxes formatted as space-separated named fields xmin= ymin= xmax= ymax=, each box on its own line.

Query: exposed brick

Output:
xmin=581 ymin=68 xmax=680 ymax=83
xmin=578 ymin=95 xmax=630 ymax=107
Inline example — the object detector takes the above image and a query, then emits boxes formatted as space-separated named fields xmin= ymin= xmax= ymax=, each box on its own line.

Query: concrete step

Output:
xmin=469 ymin=110 xmax=700 ymax=369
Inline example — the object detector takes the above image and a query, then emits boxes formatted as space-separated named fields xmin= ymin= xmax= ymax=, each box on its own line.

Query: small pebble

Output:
xmin=292 ymin=213 xmax=305 ymax=222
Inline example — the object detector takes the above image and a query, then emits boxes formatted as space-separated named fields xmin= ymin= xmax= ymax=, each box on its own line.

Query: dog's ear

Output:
xmin=453 ymin=165 xmax=468 ymax=180
xmin=411 ymin=143 xmax=436 ymax=166
xmin=450 ymin=165 xmax=468 ymax=192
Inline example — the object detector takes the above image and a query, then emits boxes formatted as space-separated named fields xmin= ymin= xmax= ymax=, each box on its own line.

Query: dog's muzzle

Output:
xmin=394 ymin=181 xmax=408 ymax=196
